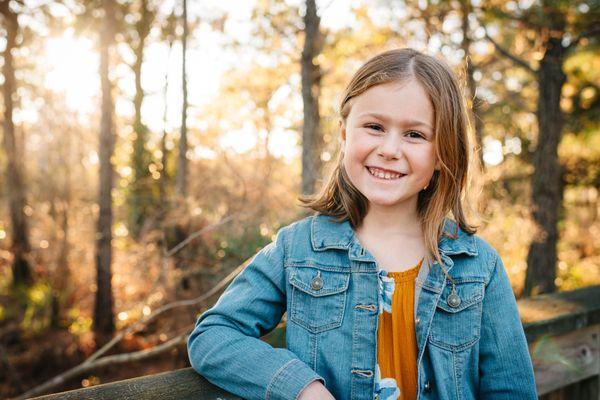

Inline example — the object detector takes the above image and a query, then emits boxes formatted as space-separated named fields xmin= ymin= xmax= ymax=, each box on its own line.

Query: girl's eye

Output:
xmin=365 ymin=124 xmax=383 ymax=132
xmin=406 ymin=130 xmax=425 ymax=139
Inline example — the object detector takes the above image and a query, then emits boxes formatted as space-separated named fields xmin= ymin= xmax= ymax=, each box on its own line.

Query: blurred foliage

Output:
xmin=21 ymin=282 xmax=53 ymax=333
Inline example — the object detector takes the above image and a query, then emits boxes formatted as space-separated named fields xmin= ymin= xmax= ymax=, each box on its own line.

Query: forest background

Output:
xmin=0 ymin=0 xmax=598 ymax=398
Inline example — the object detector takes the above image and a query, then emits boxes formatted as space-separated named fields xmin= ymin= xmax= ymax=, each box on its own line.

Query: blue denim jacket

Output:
xmin=188 ymin=215 xmax=537 ymax=400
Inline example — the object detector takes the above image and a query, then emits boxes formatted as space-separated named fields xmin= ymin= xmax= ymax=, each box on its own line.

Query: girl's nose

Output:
xmin=377 ymin=134 xmax=402 ymax=160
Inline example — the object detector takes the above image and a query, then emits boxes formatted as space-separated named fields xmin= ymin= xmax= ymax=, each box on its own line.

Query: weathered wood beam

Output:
xmin=33 ymin=368 xmax=241 ymax=400
xmin=520 ymin=284 xmax=600 ymax=342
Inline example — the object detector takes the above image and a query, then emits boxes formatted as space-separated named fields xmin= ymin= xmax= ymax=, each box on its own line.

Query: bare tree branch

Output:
xmin=567 ymin=26 xmax=600 ymax=51
xmin=94 ymin=211 xmax=254 ymax=362
xmin=89 ymin=256 xmax=251 ymax=363
xmin=14 ymin=333 xmax=189 ymax=400
xmin=95 ymin=212 xmax=238 ymax=356
xmin=483 ymin=28 xmax=536 ymax=75
xmin=146 ymin=212 xmax=245 ymax=304
xmin=478 ymin=4 xmax=545 ymax=30
xmin=165 ymin=213 xmax=238 ymax=257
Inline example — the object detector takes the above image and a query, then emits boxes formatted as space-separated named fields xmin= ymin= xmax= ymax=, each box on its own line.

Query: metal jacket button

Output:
xmin=447 ymin=285 xmax=461 ymax=308
xmin=424 ymin=380 xmax=432 ymax=392
xmin=311 ymin=272 xmax=323 ymax=291
xmin=447 ymin=292 xmax=461 ymax=308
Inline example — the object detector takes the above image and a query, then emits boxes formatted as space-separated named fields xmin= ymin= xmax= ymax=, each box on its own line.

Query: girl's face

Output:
xmin=340 ymin=79 xmax=439 ymax=214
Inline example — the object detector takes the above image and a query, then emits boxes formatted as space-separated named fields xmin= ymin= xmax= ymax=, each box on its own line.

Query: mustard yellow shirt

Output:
xmin=377 ymin=258 xmax=423 ymax=400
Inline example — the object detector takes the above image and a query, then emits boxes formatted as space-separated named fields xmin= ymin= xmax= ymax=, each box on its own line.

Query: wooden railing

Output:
xmin=519 ymin=284 xmax=599 ymax=399
xmin=31 ymin=284 xmax=600 ymax=400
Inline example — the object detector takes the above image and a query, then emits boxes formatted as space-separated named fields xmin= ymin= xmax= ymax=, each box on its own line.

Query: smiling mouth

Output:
xmin=366 ymin=166 xmax=406 ymax=180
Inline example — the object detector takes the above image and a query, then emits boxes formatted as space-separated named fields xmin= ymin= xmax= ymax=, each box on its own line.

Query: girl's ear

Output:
xmin=339 ymin=119 xmax=347 ymax=143
xmin=434 ymin=158 xmax=441 ymax=171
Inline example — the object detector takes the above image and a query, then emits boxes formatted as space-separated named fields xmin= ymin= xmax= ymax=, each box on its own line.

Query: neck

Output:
xmin=358 ymin=201 xmax=423 ymax=239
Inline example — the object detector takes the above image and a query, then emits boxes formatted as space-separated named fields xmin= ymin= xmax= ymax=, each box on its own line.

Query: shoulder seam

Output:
xmin=486 ymin=251 xmax=500 ymax=287
xmin=281 ymin=225 xmax=290 ymax=266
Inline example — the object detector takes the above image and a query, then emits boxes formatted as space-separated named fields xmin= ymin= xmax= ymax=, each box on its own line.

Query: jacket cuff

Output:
xmin=266 ymin=358 xmax=325 ymax=400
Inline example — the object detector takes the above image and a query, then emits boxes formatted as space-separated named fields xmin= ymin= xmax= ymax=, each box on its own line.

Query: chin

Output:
xmin=366 ymin=197 xmax=409 ymax=209
xmin=364 ymin=192 xmax=419 ymax=210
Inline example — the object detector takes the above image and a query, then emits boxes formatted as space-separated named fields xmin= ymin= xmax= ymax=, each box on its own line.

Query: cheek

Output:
xmin=342 ymin=139 xmax=359 ymax=163
xmin=341 ymin=144 xmax=365 ymax=184
xmin=342 ymin=152 xmax=358 ymax=176
xmin=345 ymin=135 xmax=371 ymax=160
xmin=411 ymin=148 xmax=437 ymax=174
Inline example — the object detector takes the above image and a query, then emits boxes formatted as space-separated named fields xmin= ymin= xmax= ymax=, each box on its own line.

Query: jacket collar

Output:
xmin=310 ymin=214 xmax=478 ymax=257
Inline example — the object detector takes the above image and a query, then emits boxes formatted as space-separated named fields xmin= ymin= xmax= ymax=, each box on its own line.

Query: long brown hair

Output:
xmin=302 ymin=48 xmax=477 ymax=266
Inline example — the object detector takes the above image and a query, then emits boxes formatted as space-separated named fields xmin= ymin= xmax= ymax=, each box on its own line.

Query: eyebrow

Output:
xmin=356 ymin=112 xmax=433 ymax=131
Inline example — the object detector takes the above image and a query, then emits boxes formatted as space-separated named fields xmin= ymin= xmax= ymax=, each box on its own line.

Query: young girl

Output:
xmin=187 ymin=48 xmax=537 ymax=400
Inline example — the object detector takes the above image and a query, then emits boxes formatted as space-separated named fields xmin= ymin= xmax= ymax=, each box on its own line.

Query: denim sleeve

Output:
xmin=478 ymin=253 xmax=537 ymax=399
xmin=187 ymin=227 xmax=324 ymax=400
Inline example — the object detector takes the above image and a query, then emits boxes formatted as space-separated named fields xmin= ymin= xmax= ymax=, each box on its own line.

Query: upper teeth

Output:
xmin=368 ymin=167 xmax=402 ymax=180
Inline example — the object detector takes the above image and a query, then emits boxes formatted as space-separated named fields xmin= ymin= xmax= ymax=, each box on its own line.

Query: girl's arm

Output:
xmin=187 ymin=227 xmax=325 ymax=400
xmin=297 ymin=380 xmax=336 ymax=400
xmin=478 ymin=253 xmax=537 ymax=399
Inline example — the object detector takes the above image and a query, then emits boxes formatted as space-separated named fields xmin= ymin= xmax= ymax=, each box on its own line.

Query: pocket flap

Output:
xmin=436 ymin=279 xmax=484 ymax=313
xmin=290 ymin=267 xmax=350 ymax=297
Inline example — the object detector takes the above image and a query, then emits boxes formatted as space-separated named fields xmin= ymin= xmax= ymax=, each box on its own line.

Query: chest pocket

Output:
xmin=289 ymin=266 xmax=350 ymax=334
xmin=429 ymin=278 xmax=485 ymax=351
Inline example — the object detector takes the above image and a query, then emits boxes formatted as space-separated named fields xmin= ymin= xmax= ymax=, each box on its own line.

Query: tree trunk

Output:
xmin=524 ymin=33 xmax=566 ymax=296
xmin=1 ymin=3 xmax=32 ymax=286
xmin=176 ymin=0 xmax=188 ymax=200
xmin=50 ymin=194 xmax=71 ymax=329
xmin=300 ymin=0 xmax=323 ymax=196
xmin=459 ymin=0 xmax=485 ymax=171
xmin=159 ymin=40 xmax=173 ymax=210
xmin=129 ymin=0 xmax=154 ymax=238
xmin=50 ymin=126 xmax=73 ymax=329
xmin=94 ymin=0 xmax=116 ymax=339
